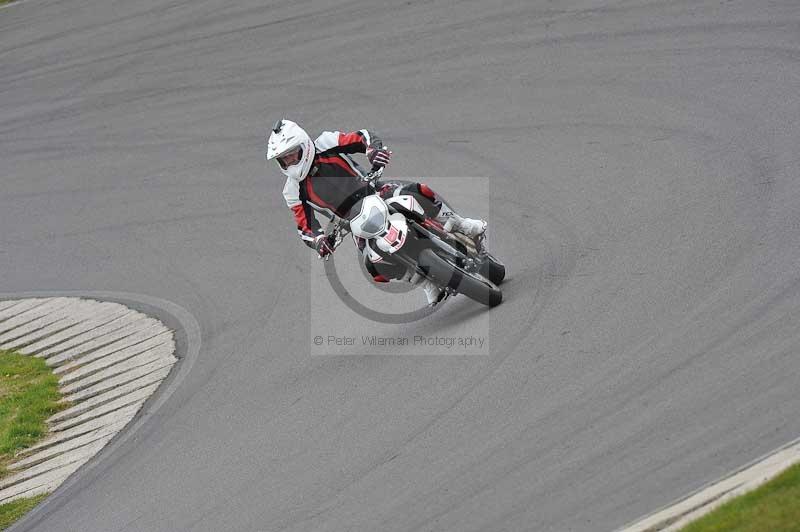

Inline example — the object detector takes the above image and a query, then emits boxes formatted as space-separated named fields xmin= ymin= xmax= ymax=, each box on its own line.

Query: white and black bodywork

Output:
xmin=334 ymin=169 xmax=505 ymax=307
xmin=349 ymin=195 xmax=420 ymax=257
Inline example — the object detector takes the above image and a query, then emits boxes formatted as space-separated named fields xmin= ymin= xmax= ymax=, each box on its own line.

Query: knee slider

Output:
xmin=418 ymin=183 xmax=436 ymax=201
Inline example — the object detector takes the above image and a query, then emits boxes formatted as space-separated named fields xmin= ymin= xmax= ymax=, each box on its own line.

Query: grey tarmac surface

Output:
xmin=2 ymin=1 xmax=800 ymax=531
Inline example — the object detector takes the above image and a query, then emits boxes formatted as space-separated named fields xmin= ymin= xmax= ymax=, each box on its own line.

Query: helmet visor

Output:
xmin=276 ymin=146 xmax=303 ymax=170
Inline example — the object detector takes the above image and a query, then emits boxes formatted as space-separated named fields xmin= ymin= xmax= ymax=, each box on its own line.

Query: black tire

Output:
xmin=479 ymin=254 xmax=506 ymax=285
xmin=418 ymin=249 xmax=502 ymax=307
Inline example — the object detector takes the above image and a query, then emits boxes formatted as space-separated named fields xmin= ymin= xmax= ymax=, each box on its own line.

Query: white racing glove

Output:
xmin=314 ymin=234 xmax=335 ymax=260
xmin=366 ymin=145 xmax=392 ymax=168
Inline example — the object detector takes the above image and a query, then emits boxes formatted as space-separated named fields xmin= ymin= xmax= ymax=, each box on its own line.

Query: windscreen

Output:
xmin=360 ymin=205 xmax=386 ymax=235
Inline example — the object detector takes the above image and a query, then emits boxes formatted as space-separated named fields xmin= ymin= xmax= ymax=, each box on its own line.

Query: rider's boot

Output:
xmin=441 ymin=213 xmax=487 ymax=238
xmin=421 ymin=279 xmax=447 ymax=306
xmin=403 ymin=271 xmax=448 ymax=307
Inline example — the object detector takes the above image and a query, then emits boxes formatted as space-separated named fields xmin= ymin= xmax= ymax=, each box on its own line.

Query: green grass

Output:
xmin=681 ymin=461 xmax=800 ymax=532
xmin=0 ymin=494 xmax=46 ymax=530
xmin=0 ymin=349 xmax=67 ymax=530
xmin=0 ymin=349 xmax=65 ymax=474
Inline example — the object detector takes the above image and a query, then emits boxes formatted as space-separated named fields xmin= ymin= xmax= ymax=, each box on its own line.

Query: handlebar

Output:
xmin=361 ymin=166 xmax=385 ymax=182
xmin=325 ymin=166 xmax=385 ymax=253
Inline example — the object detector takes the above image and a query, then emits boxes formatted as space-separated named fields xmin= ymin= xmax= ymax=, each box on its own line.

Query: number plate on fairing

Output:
xmin=376 ymin=216 xmax=407 ymax=254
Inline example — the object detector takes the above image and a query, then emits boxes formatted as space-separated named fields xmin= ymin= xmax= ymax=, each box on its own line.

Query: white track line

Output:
xmin=9 ymin=430 xmax=118 ymax=472
xmin=34 ymin=313 xmax=149 ymax=359
xmin=0 ymin=298 xmax=75 ymax=338
xmin=49 ymin=371 xmax=169 ymax=424
xmin=62 ymin=365 xmax=172 ymax=404
xmin=0 ymin=298 xmax=177 ymax=504
xmin=18 ymin=303 xmax=130 ymax=354
xmin=21 ymin=404 xmax=141 ymax=456
xmin=0 ymin=299 xmax=54 ymax=324
xmin=0 ymin=461 xmax=89 ymax=504
xmin=45 ymin=320 xmax=164 ymax=367
xmin=618 ymin=439 xmax=800 ymax=532
xmin=56 ymin=337 xmax=174 ymax=384
xmin=59 ymin=357 xmax=174 ymax=396
xmin=49 ymin=388 xmax=155 ymax=433
xmin=0 ymin=446 xmax=99 ymax=490
xmin=0 ymin=301 xmax=22 ymax=312
xmin=0 ymin=300 xmax=98 ymax=347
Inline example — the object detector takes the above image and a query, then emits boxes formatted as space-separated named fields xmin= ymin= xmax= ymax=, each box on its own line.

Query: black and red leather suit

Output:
xmin=283 ymin=129 xmax=446 ymax=282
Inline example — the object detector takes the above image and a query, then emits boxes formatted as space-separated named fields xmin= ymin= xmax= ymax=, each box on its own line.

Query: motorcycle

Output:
xmin=328 ymin=167 xmax=505 ymax=308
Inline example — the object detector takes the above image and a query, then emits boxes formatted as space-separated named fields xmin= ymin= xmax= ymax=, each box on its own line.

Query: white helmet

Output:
xmin=266 ymin=119 xmax=315 ymax=181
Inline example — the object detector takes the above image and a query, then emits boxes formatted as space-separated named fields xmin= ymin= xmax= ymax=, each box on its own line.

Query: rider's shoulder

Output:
xmin=314 ymin=130 xmax=342 ymax=152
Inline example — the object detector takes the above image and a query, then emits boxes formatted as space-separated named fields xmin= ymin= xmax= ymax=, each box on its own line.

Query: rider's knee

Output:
xmin=418 ymin=183 xmax=436 ymax=201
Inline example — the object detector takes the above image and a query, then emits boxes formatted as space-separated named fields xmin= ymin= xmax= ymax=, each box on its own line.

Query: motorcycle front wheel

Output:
xmin=418 ymin=249 xmax=502 ymax=307
xmin=479 ymin=253 xmax=506 ymax=285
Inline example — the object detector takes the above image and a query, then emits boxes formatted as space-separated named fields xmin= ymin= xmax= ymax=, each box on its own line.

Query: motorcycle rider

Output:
xmin=265 ymin=119 xmax=487 ymax=306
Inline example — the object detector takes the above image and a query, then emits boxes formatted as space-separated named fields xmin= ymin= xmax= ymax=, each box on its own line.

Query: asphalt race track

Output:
xmin=2 ymin=1 xmax=800 ymax=531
